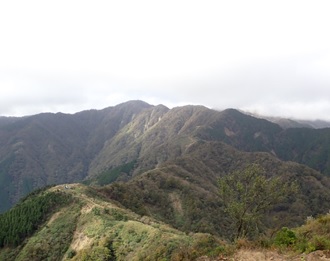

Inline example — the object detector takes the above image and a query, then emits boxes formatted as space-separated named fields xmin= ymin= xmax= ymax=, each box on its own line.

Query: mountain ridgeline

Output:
xmin=2 ymin=100 xmax=330 ymax=259
xmin=1 ymin=100 xmax=330 ymax=214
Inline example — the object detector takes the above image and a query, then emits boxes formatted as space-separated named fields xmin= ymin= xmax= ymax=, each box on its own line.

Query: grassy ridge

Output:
xmin=0 ymin=184 xmax=226 ymax=261
xmin=15 ymin=205 xmax=80 ymax=261
xmin=2 ymin=183 xmax=330 ymax=260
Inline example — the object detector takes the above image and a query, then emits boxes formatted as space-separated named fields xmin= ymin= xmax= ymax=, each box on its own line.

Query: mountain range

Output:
xmin=2 ymin=100 xmax=330 ymax=259
xmin=0 ymin=102 xmax=329 ymax=208
xmin=1 ymin=100 xmax=330 ymax=214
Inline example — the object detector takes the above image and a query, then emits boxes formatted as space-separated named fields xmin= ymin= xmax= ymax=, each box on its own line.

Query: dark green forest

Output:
xmin=0 ymin=187 xmax=72 ymax=247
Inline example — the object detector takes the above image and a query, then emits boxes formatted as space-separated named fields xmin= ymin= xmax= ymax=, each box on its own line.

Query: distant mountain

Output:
xmin=0 ymin=100 xmax=152 ymax=212
xmin=265 ymin=117 xmax=313 ymax=129
xmin=1 ymin=100 xmax=330 ymax=215
xmin=297 ymin=119 xmax=330 ymax=129
xmin=245 ymin=112 xmax=330 ymax=129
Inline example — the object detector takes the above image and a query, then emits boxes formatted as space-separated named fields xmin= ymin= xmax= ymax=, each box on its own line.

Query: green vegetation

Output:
xmin=1 ymin=183 xmax=227 ymax=260
xmin=95 ymin=151 xmax=330 ymax=242
xmin=15 ymin=205 xmax=80 ymax=261
xmin=292 ymin=213 xmax=330 ymax=253
xmin=275 ymin=128 xmax=330 ymax=175
xmin=234 ymin=213 xmax=330 ymax=256
xmin=78 ymin=245 xmax=113 ymax=261
xmin=0 ymin=189 xmax=72 ymax=247
xmin=2 ymin=182 xmax=330 ymax=260
xmin=90 ymin=160 xmax=137 ymax=186
xmin=218 ymin=164 xmax=297 ymax=240
xmin=2 ymin=103 xmax=330 ymax=259
xmin=0 ymin=154 xmax=15 ymax=212
xmin=273 ymin=227 xmax=297 ymax=247
xmin=98 ymin=169 xmax=225 ymax=237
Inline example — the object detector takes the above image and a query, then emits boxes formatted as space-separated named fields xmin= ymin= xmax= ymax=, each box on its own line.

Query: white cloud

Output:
xmin=0 ymin=0 xmax=330 ymax=119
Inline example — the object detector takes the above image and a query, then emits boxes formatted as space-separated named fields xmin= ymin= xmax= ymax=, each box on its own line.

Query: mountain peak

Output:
xmin=114 ymin=100 xmax=152 ymax=109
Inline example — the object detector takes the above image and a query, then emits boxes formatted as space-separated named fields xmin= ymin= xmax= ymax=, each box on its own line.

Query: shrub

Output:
xmin=274 ymin=227 xmax=297 ymax=247
xmin=310 ymin=235 xmax=330 ymax=251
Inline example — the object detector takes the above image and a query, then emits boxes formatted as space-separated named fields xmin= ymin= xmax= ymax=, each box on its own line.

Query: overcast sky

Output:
xmin=1 ymin=0 xmax=330 ymax=120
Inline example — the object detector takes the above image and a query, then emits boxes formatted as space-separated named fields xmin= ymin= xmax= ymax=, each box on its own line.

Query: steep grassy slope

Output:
xmin=88 ymin=104 xmax=170 ymax=175
xmin=0 ymin=184 xmax=224 ymax=261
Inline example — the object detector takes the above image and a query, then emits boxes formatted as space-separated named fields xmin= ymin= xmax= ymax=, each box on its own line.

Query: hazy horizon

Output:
xmin=1 ymin=1 xmax=330 ymax=120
